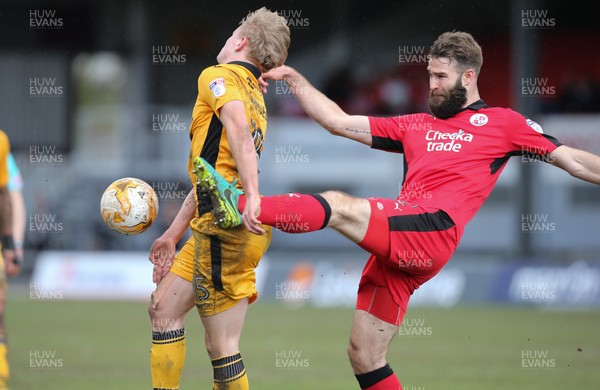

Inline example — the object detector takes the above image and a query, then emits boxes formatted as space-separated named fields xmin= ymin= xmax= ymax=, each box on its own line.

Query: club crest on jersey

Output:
xmin=469 ymin=113 xmax=488 ymax=126
xmin=526 ymin=118 xmax=544 ymax=134
xmin=209 ymin=78 xmax=226 ymax=97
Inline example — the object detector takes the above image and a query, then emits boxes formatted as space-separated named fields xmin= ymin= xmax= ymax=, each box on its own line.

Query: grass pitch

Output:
xmin=7 ymin=293 xmax=600 ymax=389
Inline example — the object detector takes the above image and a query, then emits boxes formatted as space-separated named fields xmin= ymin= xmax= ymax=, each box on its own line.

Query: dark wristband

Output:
xmin=13 ymin=255 xmax=22 ymax=266
xmin=1 ymin=234 xmax=15 ymax=251
xmin=1 ymin=235 xmax=21 ymax=266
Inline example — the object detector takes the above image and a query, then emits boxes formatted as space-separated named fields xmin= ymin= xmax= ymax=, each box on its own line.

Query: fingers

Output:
xmin=243 ymin=219 xmax=265 ymax=235
xmin=161 ymin=266 xmax=170 ymax=280
xmin=153 ymin=265 xmax=161 ymax=284
xmin=242 ymin=213 xmax=265 ymax=235
xmin=258 ymin=78 xmax=269 ymax=94
xmin=149 ymin=239 xmax=177 ymax=283
xmin=148 ymin=243 xmax=159 ymax=263
xmin=153 ymin=257 xmax=173 ymax=284
xmin=241 ymin=201 xmax=265 ymax=235
xmin=149 ymin=241 xmax=176 ymax=263
xmin=152 ymin=258 xmax=161 ymax=283
xmin=153 ymin=260 xmax=172 ymax=284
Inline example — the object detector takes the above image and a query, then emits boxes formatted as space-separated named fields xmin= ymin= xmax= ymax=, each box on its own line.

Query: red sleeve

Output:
xmin=506 ymin=110 xmax=562 ymax=156
xmin=369 ymin=116 xmax=405 ymax=153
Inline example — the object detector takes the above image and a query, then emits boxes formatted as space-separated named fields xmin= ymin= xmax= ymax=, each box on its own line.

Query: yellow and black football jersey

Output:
xmin=187 ymin=61 xmax=267 ymax=215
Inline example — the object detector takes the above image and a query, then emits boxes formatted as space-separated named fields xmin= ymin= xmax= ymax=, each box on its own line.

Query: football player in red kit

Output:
xmin=195 ymin=31 xmax=600 ymax=389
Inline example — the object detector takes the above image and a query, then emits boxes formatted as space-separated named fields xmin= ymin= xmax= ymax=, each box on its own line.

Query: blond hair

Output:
xmin=429 ymin=31 xmax=483 ymax=75
xmin=239 ymin=7 xmax=290 ymax=72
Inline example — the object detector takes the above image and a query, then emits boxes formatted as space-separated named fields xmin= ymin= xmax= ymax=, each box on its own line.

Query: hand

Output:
xmin=4 ymin=249 xmax=21 ymax=277
xmin=259 ymin=65 xmax=293 ymax=93
xmin=257 ymin=76 xmax=269 ymax=94
xmin=242 ymin=194 xmax=265 ymax=235
xmin=149 ymin=235 xmax=177 ymax=284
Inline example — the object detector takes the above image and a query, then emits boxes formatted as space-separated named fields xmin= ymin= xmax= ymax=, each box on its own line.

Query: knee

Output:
xmin=147 ymin=291 xmax=159 ymax=319
xmin=347 ymin=338 xmax=365 ymax=371
xmin=204 ymin=334 xmax=218 ymax=359
xmin=204 ymin=333 xmax=239 ymax=360
xmin=147 ymin=301 xmax=162 ymax=330
xmin=318 ymin=190 xmax=349 ymax=225
xmin=347 ymin=338 xmax=386 ymax=373
xmin=319 ymin=190 xmax=348 ymax=206
xmin=148 ymin=293 xmax=184 ymax=331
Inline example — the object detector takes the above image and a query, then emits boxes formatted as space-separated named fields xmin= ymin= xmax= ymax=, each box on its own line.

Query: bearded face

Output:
xmin=428 ymin=76 xmax=468 ymax=119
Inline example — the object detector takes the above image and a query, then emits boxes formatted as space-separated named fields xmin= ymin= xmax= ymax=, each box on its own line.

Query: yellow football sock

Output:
xmin=212 ymin=352 xmax=249 ymax=390
xmin=0 ymin=340 xmax=8 ymax=389
xmin=150 ymin=328 xmax=185 ymax=390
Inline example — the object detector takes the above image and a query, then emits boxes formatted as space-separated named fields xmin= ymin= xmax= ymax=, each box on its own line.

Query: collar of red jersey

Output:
xmin=227 ymin=61 xmax=261 ymax=80
xmin=462 ymin=99 xmax=488 ymax=111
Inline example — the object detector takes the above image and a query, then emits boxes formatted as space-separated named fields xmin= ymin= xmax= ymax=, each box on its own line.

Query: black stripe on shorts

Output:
xmin=210 ymin=235 xmax=224 ymax=291
xmin=388 ymin=209 xmax=454 ymax=232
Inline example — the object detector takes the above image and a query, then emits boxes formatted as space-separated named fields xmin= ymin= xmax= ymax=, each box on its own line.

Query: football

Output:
xmin=100 ymin=177 xmax=158 ymax=235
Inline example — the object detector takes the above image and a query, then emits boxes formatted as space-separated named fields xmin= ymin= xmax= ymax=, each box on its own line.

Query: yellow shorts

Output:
xmin=171 ymin=213 xmax=272 ymax=316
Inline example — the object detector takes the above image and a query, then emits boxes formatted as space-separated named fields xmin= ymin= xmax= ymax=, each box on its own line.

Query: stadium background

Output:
xmin=1 ymin=0 xmax=600 ymax=388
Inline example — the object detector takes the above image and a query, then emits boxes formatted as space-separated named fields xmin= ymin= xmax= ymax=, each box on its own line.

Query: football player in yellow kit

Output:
xmin=0 ymin=131 xmax=21 ymax=390
xmin=148 ymin=8 xmax=289 ymax=389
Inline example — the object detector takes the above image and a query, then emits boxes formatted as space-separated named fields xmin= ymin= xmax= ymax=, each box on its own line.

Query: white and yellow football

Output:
xmin=100 ymin=177 xmax=158 ymax=235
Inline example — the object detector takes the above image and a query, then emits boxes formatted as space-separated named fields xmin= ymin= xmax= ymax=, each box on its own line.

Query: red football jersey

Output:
xmin=369 ymin=100 xmax=561 ymax=240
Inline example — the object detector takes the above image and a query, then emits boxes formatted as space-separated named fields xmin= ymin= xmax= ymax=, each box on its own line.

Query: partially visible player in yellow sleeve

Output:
xmin=147 ymin=8 xmax=290 ymax=390
xmin=0 ymin=131 xmax=9 ymax=194
xmin=0 ymin=130 xmax=19 ymax=272
xmin=0 ymin=129 xmax=20 ymax=390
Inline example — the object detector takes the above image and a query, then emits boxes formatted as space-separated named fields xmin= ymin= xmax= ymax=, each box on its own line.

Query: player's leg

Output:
xmin=349 ymin=310 xmax=401 ymax=389
xmin=242 ymin=190 xmax=372 ymax=240
xmin=201 ymin=300 xmax=250 ymax=390
xmin=239 ymin=192 xmax=391 ymax=258
xmin=148 ymin=237 xmax=196 ymax=390
xmin=148 ymin=274 xmax=194 ymax=390
xmin=193 ymin=158 xmax=368 ymax=236
xmin=304 ymin=190 xmax=373 ymax=245
xmin=350 ymin=256 xmax=408 ymax=390
xmin=191 ymin=214 xmax=272 ymax=389
xmin=193 ymin=157 xmax=390 ymax=257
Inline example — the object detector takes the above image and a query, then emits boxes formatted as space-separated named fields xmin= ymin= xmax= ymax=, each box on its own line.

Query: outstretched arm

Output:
xmin=262 ymin=66 xmax=372 ymax=146
xmin=550 ymin=145 xmax=600 ymax=184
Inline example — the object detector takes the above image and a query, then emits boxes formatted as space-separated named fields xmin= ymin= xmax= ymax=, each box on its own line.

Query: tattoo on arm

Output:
xmin=344 ymin=128 xmax=370 ymax=134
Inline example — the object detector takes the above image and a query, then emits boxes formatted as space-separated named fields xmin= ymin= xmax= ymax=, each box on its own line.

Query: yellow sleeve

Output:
xmin=0 ymin=130 xmax=10 ymax=188
xmin=197 ymin=66 xmax=243 ymax=117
